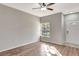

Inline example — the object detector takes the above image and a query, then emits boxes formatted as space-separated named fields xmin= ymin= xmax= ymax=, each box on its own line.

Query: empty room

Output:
xmin=0 ymin=3 xmax=79 ymax=56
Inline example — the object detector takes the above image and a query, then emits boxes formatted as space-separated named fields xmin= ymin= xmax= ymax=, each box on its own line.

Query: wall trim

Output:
xmin=0 ymin=40 xmax=39 ymax=52
xmin=64 ymin=42 xmax=79 ymax=48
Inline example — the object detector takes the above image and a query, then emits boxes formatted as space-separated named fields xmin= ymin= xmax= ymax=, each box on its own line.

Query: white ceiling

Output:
xmin=2 ymin=3 xmax=79 ymax=17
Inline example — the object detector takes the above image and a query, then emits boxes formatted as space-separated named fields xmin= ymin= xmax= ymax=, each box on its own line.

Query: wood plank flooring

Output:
xmin=0 ymin=42 xmax=79 ymax=56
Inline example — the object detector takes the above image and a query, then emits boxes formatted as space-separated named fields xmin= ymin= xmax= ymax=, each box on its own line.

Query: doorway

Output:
xmin=66 ymin=21 xmax=79 ymax=45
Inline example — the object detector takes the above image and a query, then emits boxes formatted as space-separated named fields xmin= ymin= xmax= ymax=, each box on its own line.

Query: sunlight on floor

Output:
xmin=41 ymin=43 xmax=62 ymax=56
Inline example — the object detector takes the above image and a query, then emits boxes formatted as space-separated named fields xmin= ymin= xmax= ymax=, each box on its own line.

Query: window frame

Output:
xmin=41 ymin=22 xmax=50 ymax=38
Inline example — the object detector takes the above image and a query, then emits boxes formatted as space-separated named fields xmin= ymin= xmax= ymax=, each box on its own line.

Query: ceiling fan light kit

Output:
xmin=32 ymin=3 xmax=55 ymax=11
xmin=41 ymin=7 xmax=47 ymax=11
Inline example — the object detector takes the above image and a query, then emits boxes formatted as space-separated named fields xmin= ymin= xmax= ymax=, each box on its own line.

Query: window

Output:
xmin=41 ymin=22 xmax=50 ymax=37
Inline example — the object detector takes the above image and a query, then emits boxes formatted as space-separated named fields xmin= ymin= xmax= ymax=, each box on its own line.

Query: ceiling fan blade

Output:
xmin=47 ymin=3 xmax=55 ymax=6
xmin=47 ymin=8 xmax=54 ymax=11
xmin=32 ymin=7 xmax=41 ymax=9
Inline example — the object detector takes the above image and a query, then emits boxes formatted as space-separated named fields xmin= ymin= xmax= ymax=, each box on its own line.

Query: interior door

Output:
xmin=66 ymin=21 xmax=79 ymax=45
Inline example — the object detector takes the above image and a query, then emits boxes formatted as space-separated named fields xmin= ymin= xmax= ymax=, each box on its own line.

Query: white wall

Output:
xmin=40 ymin=13 xmax=65 ymax=45
xmin=0 ymin=4 xmax=40 ymax=52
xmin=65 ymin=13 xmax=79 ymax=45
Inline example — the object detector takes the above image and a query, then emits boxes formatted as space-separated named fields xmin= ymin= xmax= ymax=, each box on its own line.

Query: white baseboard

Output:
xmin=41 ymin=40 xmax=79 ymax=48
xmin=0 ymin=40 xmax=39 ymax=52
xmin=1 ymin=40 xmax=79 ymax=52
xmin=64 ymin=42 xmax=79 ymax=48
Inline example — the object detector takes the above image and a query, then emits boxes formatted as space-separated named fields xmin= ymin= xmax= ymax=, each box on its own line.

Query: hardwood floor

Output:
xmin=0 ymin=42 xmax=79 ymax=56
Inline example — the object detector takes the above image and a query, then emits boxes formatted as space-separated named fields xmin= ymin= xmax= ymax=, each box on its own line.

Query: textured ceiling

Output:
xmin=2 ymin=3 xmax=79 ymax=17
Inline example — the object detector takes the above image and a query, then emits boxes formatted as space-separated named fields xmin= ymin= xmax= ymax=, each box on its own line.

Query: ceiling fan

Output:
xmin=32 ymin=3 xmax=55 ymax=11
